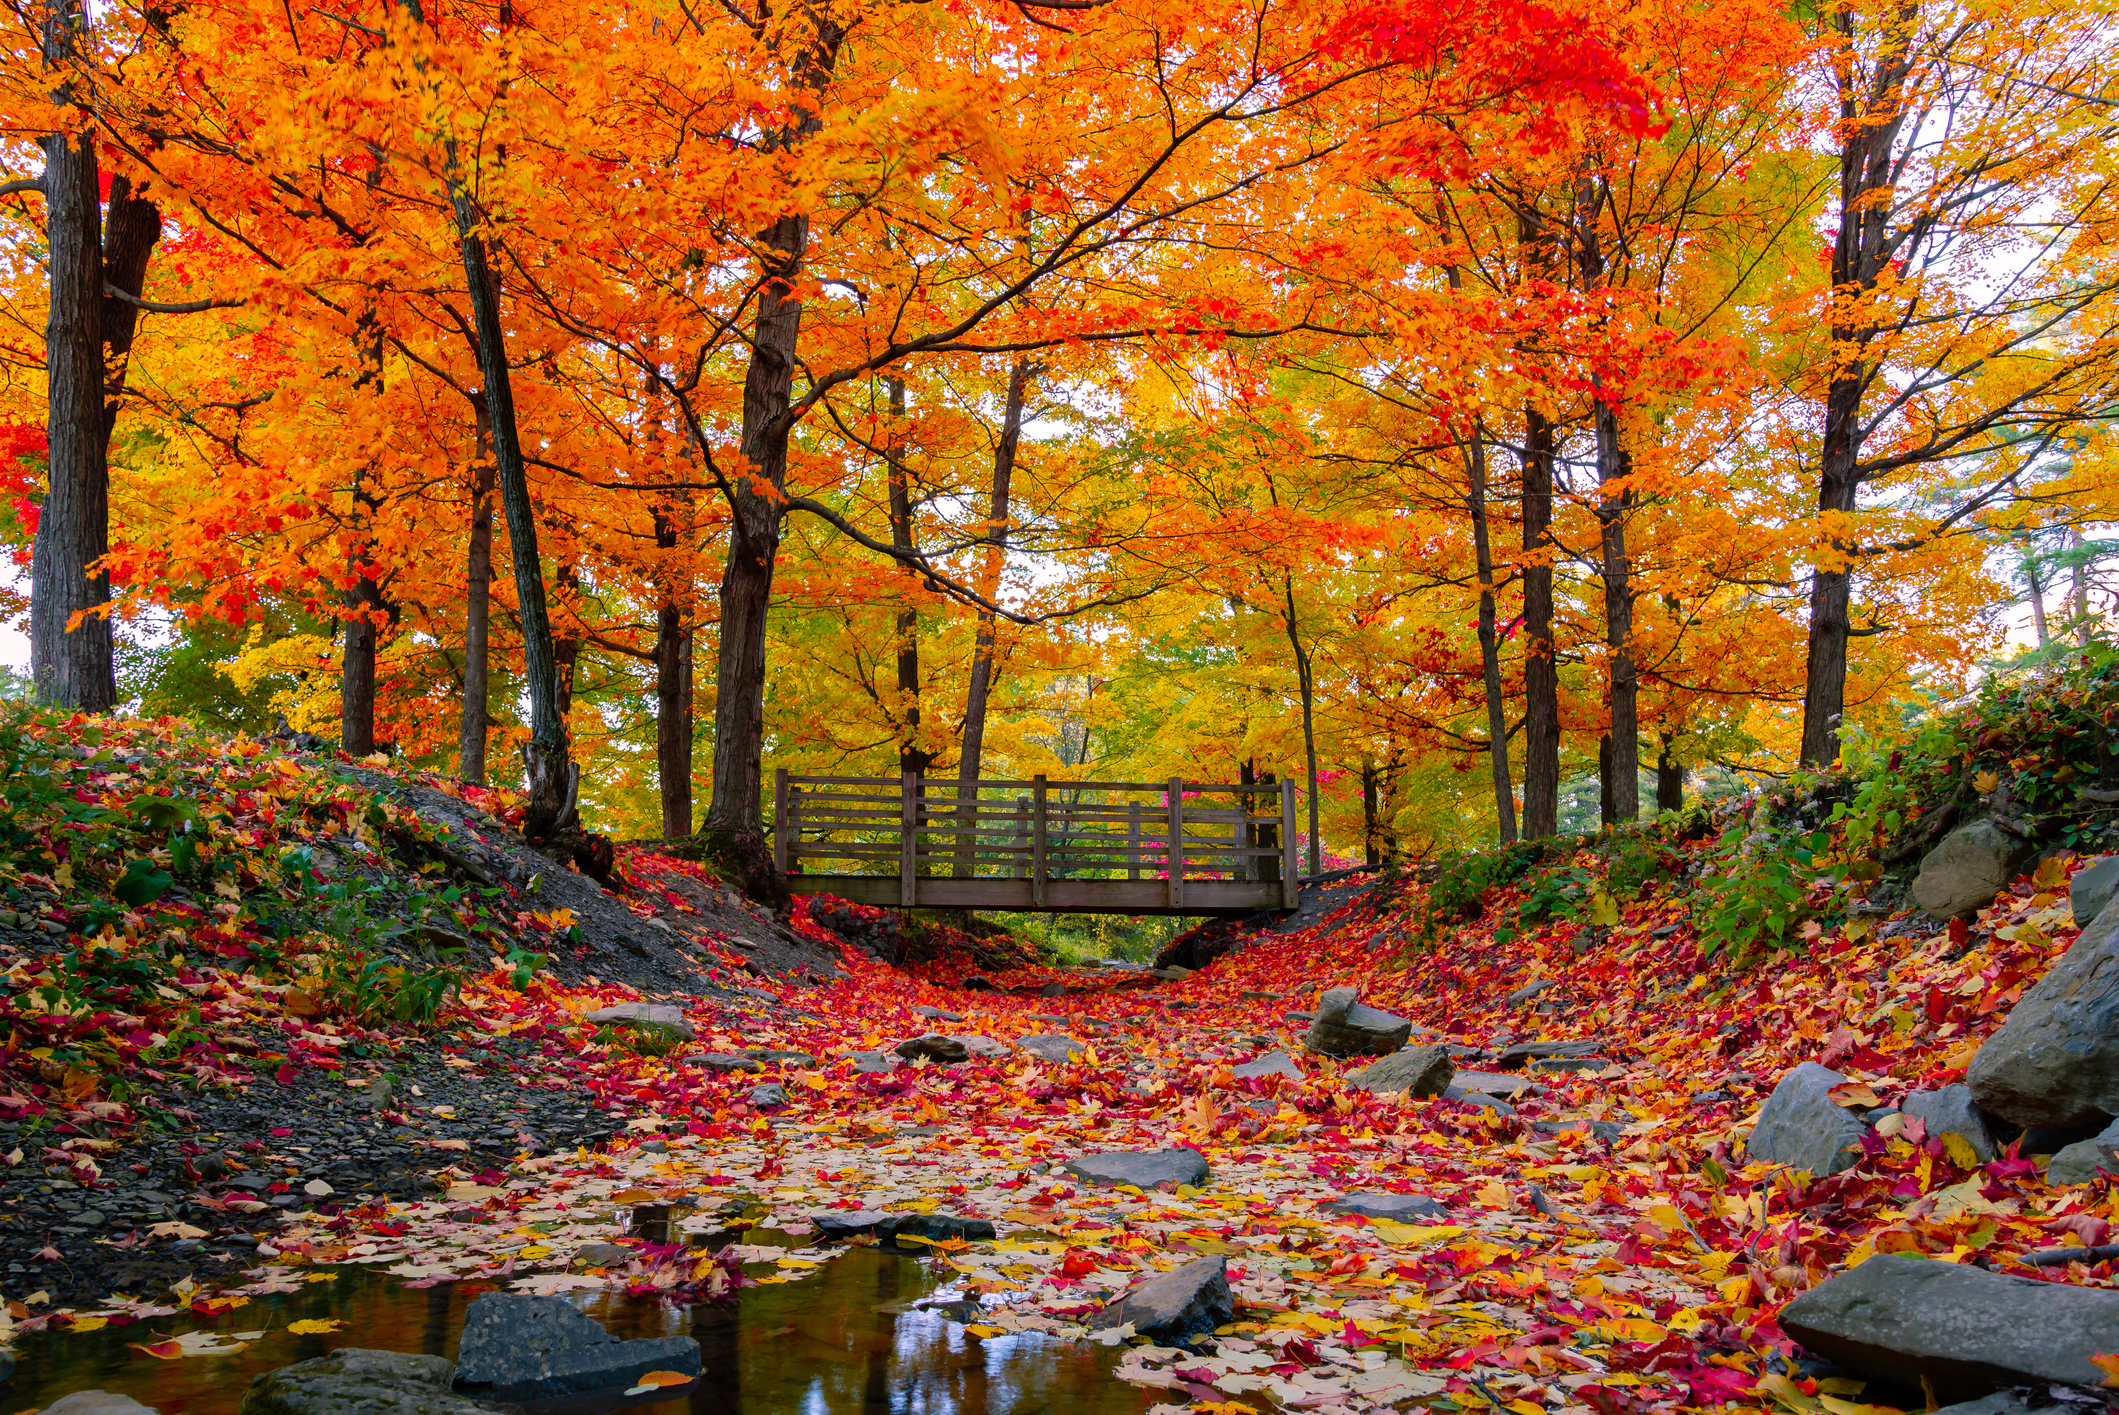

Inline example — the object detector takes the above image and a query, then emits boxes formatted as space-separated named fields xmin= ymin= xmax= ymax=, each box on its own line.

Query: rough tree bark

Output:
xmin=1283 ymin=576 xmax=1322 ymax=877
xmin=884 ymin=377 xmax=933 ymax=777
xmin=1464 ymin=431 xmax=1518 ymax=843
xmin=653 ymin=502 xmax=694 ymax=838
xmin=551 ymin=558 xmax=581 ymax=719
xmin=31 ymin=0 xmax=114 ymax=711
xmin=458 ymin=405 xmax=494 ymax=783
xmin=1519 ymin=408 xmax=1560 ymax=837
xmin=1656 ymin=731 xmax=1684 ymax=812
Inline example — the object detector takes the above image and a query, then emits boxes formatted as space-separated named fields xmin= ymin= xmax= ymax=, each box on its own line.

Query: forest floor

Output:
xmin=0 ymin=710 xmax=2109 ymax=1414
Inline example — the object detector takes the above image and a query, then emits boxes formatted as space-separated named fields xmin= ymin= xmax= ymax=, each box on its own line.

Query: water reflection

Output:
xmin=0 ymin=1247 xmax=1147 ymax=1415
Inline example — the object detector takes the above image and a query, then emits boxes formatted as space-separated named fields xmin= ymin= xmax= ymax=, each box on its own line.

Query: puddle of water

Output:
xmin=0 ymin=1246 xmax=1152 ymax=1415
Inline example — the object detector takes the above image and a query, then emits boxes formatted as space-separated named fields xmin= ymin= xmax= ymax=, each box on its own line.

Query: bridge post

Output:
xmin=1031 ymin=775 xmax=1048 ymax=908
xmin=1279 ymin=778 xmax=1298 ymax=908
xmin=900 ymin=773 xmax=918 ymax=908
xmin=1128 ymin=801 xmax=1141 ymax=880
xmin=773 ymin=768 xmax=788 ymax=875
xmin=1013 ymin=796 xmax=1029 ymax=879
xmin=1166 ymin=777 xmax=1184 ymax=910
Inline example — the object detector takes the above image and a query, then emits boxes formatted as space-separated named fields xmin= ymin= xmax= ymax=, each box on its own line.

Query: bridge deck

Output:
xmin=773 ymin=772 xmax=1297 ymax=916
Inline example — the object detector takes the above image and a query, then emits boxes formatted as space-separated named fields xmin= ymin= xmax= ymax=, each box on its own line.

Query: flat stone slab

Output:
xmin=693 ymin=1052 xmax=764 ymax=1073
xmin=1231 ymin=1051 xmax=1302 ymax=1082
xmin=847 ymin=1050 xmax=899 ymax=1073
xmin=1303 ymin=987 xmax=1413 ymax=1057
xmin=1451 ymin=1070 xmax=1533 ymax=1098
xmin=912 ymin=1006 xmax=964 ymax=1022
xmin=1320 ymin=1191 xmax=1446 ymax=1221
xmin=1063 ymin=1149 xmax=1209 ymax=1190
xmin=1347 ymin=1045 xmax=1454 ymax=1099
xmin=1016 ymin=1033 xmax=1085 ymax=1063
xmin=746 ymin=1083 xmax=788 ymax=1110
xmin=1441 ymin=1087 xmax=1515 ymax=1117
xmin=244 ymin=1349 xmax=497 ymax=1415
xmin=1088 ymin=1255 xmax=1231 ymax=1344
xmin=583 ymin=1003 xmax=696 ymax=1041
xmin=1780 ymin=1253 xmax=2119 ymax=1400
xmin=810 ymin=1210 xmax=997 ymax=1245
xmin=1968 ymin=893 xmax=2119 ymax=1127
xmin=1494 ymin=1039 xmax=1604 ymax=1070
xmin=1744 ymin=1062 xmax=1868 ymax=1176
xmin=452 ymin=1292 xmax=700 ymax=1402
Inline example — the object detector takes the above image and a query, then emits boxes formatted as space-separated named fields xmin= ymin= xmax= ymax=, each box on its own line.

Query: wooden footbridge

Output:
xmin=772 ymin=772 xmax=1299 ymax=916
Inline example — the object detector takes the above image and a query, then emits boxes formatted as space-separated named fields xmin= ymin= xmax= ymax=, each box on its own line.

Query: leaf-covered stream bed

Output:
xmin=0 ymin=1228 xmax=1149 ymax=1414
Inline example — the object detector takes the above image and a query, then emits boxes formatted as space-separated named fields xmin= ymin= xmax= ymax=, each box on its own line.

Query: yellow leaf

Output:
xmin=1975 ymin=770 xmax=1998 ymax=793
xmin=964 ymin=1324 xmax=1008 ymax=1339
xmin=287 ymin=1319 xmax=345 ymax=1335
xmin=2090 ymin=1353 xmax=2119 ymax=1389
xmin=1940 ymin=1132 xmax=1980 ymax=1170
xmin=1819 ymin=1397 xmax=1903 ymax=1415
xmin=1827 ymin=1082 xmax=1882 ymax=1108
xmin=1368 ymin=1221 xmax=1462 ymax=1247
xmin=67 ymin=1315 xmax=108 ymax=1333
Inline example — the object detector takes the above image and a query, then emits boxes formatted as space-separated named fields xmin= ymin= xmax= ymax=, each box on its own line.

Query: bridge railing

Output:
xmin=771 ymin=772 xmax=1298 ymax=912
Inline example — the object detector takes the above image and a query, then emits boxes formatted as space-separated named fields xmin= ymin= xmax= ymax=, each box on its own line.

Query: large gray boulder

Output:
xmin=1063 ymin=1149 xmax=1209 ymax=1189
xmin=2048 ymin=1117 xmax=2119 ymax=1184
xmin=1232 ymin=1051 xmax=1302 ymax=1082
xmin=1900 ymin=1084 xmax=1999 ymax=1164
xmin=1967 ymin=895 xmax=2119 ymax=1127
xmin=243 ymin=1351 xmax=504 ymax=1415
xmin=1744 ymin=1062 xmax=1869 ymax=1176
xmin=451 ymin=1293 xmax=700 ymax=1403
xmin=1913 ymin=822 xmax=2030 ymax=921
xmin=2072 ymin=855 xmax=2119 ymax=926
xmin=1347 ymin=1045 xmax=1454 ymax=1098
xmin=1779 ymin=1253 xmax=2119 ymax=1400
xmin=1304 ymin=988 xmax=1413 ymax=1057
xmin=1088 ymin=1255 xmax=1231 ymax=1344
xmin=1016 ymin=1034 xmax=1084 ymax=1064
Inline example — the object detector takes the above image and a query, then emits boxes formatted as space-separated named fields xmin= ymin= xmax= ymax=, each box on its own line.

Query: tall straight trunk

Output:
xmin=703 ymin=21 xmax=844 ymax=860
xmin=449 ymin=217 xmax=569 ymax=839
xmin=1595 ymin=404 xmax=1638 ymax=822
xmin=31 ymin=2 xmax=112 ymax=711
xmin=1283 ymin=577 xmax=1321 ymax=877
xmin=1464 ymin=432 xmax=1518 ymax=843
xmin=653 ymin=503 xmax=694 ymax=838
xmin=884 ymin=377 xmax=932 ymax=777
xmin=459 ymin=406 xmax=494 ymax=783
xmin=98 ymin=176 xmax=159 ymax=443
xmin=551 ymin=558 xmax=581 ymax=719
xmin=1598 ymin=734 xmax=1616 ymax=829
xmin=2026 ymin=551 xmax=2050 ymax=648
xmin=1803 ymin=3 xmax=1915 ymax=768
xmin=955 ymin=358 xmax=1028 ymax=834
xmin=1656 ymin=731 xmax=1684 ymax=812
xmin=1519 ymin=408 xmax=1560 ymax=837
xmin=340 ymin=317 xmax=387 ymax=758
xmin=1361 ymin=758 xmax=1380 ymax=865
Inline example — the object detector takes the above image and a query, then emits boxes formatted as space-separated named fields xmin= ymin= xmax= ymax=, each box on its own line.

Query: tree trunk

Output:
xmin=551 ymin=558 xmax=581 ymax=719
xmin=954 ymin=360 xmax=1028 ymax=875
xmin=1802 ymin=6 xmax=1914 ymax=768
xmin=654 ymin=503 xmax=693 ymax=838
xmin=1283 ymin=577 xmax=1321 ymax=876
xmin=341 ymin=314 xmax=387 ymax=759
xmin=98 ymin=176 xmax=159 ymax=444
xmin=31 ymin=110 xmax=113 ymax=711
xmin=459 ymin=406 xmax=494 ymax=783
xmin=2071 ymin=527 xmax=2092 ymax=646
xmin=1598 ymin=734 xmax=1616 ymax=830
xmin=449 ymin=217 xmax=570 ymax=840
xmin=884 ymin=377 xmax=933 ymax=777
xmin=2026 ymin=550 xmax=2050 ymax=648
xmin=1519 ymin=407 xmax=1560 ymax=836
xmin=1361 ymin=757 xmax=1380 ymax=865
xmin=1465 ymin=431 xmax=1518 ymax=843
xmin=1656 ymin=731 xmax=1684 ymax=812
xmin=1595 ymin=404 xmax=1638 ymax=823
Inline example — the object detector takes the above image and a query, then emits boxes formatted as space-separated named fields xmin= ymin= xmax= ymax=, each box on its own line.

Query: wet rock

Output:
xmin=582 ymin=1003 xmax=695 ymax=1040
xmin=1320 ymin=1191 xmax=1446 ymax=1220
xmin=1303 ymin=987 xmax=1413 ymax=1058
xmin=1900 ymin=1084 xmax=1999 ymax=1163
xmin=1231 ymin=1051 xmax=1302 ymax=1082
xmin=574 ymin=1243 xmax=637 ymax=1267
xmin=452 ymin=1292 xmax=701 ymax=1402
xmin=44 ymin=1395 xmax=159 ymax=1415
xmin=812 ymin=1209 xmax=896 ymax=1241
xmin=1744 ymin=1062 xmax=1868 ymax=1176
xmin=746 ymin=1083 xmax=788 ymax=1110
xmin=1088 ymin=1255 xmax=1232 ymax=1345
xmin=2072 ymin=856 xmax=2119 ymax=927
xmin=1779 ymin=1253 xmax=2119 ymax=1399
xmin=810 ymin=1210 xmax=996 ymax=1244
xmin=1967 ymin=896 xmax=2119 ymax=1127
xmin=912 ymin=1006 xmax=963 ymax=1022
xmin=1346 ymin=1045 xmax=1454 ymax=1099
xmin=1016 ymin=1034 xmax=1084 ymax=1064
xmin=1152 ymin=966 xmax=1192 ymax=982
xmin=2047 ymin=1118 xmax=2119 ymax=1184
xmin=1930 ymin=1396 xmax=2038 ymax=1415
xmin=742 ymin=1048 xmax=816 ymax=1066
xmin=894 ymin=1034 xmax=970 ymax=1063
xmin=693 ymin=1052 xmax=764 ymax=1073
xmin=2018 ymin=1118 xmax=2106 ymax=1155
xmin=242 ymin=1349 xmax=500 ymax=1415
xmin=1913 ymin=822 xmax=2030 ymax=922
xmin=1063 ymin=1149 xmax=1209 ymax=1189
xmin=1495 ymin=1039 xmax=1605 ymax=1071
